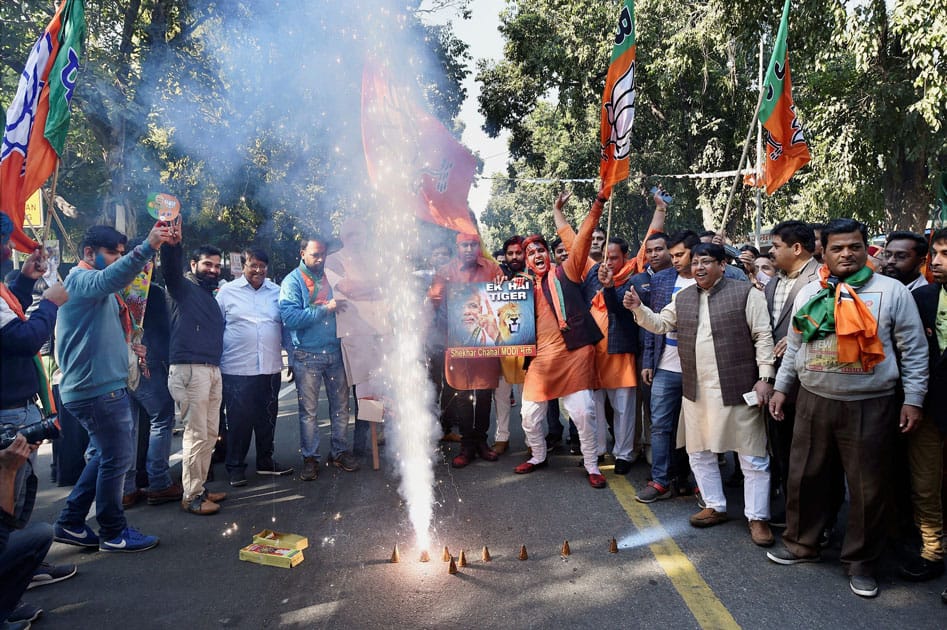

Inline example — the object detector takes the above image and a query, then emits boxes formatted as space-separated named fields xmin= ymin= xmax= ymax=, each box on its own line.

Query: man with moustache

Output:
xmin=767 ymin=218 xmax=928 ymax=598
xmin=625 ymin=243 xmax=776 ymax=547
xmin=162 ymin=237 xmax=229 ymax=516
xmin=492 ymin=235 xmax=527 ymax=455
xmin=281 ymin=236 xmax=358 ymax=481
xmin=633 ymin=230 xmax=700 ymax=503
xmin=216 ymin=248 xmax=292 ymax=487
xmin=763 ymin=221 xmax=821 ymax=516
xmin=428 ymin=233 xmax=502 ymax=468
xmin=514 ymin=188 xmax=609 ymax=489
xmin=881 ymin=231 xmax=928 ymax=292
xmin=900 ymin=228 xmax=947 ymax=584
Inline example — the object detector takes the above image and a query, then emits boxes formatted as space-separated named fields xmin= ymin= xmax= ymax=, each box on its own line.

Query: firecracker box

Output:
xmin=239 ymin=543 xmax=304 ymax=569
xmin=252 ymin=530 xmax=309 ymax=551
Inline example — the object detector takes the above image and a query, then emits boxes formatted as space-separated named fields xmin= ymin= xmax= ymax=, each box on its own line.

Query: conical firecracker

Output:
xmin=390 ymin=545 xmax=401 ymax=563
xmin=518 ymin=545 xmax=529 ymax=561
xmin=561 ymin=540 xmax=571 ymax=556
xmin=458 ymin=550 xmax=468 ymax=567
xmin=481 ymin=546 xmax=492 ymax=562
xmin=609 ymin=538 xmax=619 ymax=553
xmin=442 ymin=546 xmax=451 ymax=562
xmin=448 ymin=557 xmax=458 ymax=574
xmin=420 ymin=549 xmax=430 ymax=562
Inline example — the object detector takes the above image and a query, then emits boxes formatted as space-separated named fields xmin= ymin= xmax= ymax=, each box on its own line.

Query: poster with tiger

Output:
xmin=446 ymin=277 xmax=536 ymax=358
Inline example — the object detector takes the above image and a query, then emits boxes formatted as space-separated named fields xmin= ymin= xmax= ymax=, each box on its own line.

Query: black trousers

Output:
xmin=222 ymin=373 xmax=281 ymax=472
xmin=442 ymin=385 xmax=492 ymax=450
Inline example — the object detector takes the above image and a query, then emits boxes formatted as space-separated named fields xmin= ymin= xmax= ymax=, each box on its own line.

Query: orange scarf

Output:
xmin=78 ymin=260 xmax=133 ymax=342
xmin=591 ymin=259 xmax=636 ymax=312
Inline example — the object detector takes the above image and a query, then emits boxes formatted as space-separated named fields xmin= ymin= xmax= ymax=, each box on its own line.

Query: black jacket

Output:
xmin=0 ymin=273 xmax=57 ymax=407
xmin=912 ymin=283 xmax=947 ymax=434
xmin=160 ymin=244 xmax=223 ymax=365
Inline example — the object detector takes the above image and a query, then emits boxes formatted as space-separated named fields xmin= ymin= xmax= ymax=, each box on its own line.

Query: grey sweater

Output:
xmin=775 ymin=271 xmax=928 ymax=407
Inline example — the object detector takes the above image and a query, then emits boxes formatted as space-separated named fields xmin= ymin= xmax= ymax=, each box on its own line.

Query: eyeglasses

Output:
xmin=245 ymin=263 xmax=267 ymax=271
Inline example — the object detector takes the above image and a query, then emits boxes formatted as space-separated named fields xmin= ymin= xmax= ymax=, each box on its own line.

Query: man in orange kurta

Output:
xmin=515 ymin=189 xmax=609 ymax=489
xmin=428 ymin=234 xmax=502 ymax=468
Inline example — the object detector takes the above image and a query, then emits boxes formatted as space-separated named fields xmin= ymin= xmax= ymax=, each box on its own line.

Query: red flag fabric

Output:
xmin=1 ymin=0 xmax=83 ymax=252
xmin=361 ymin=61 xmax=478 ymax=236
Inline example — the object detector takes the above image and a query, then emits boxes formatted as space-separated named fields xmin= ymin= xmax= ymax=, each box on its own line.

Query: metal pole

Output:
xmin=754 ymin=37 xmax=764 ymax=249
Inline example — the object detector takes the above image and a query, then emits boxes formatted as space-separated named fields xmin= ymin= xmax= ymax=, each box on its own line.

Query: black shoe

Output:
xmin=850 ymin=575 xmax=878 ymax=598
xmin=228 ymin=469 xmax=248 ymax=487
xmin=545 ymin=435 xmax=563 ymax=451
xmin=900 ymin=556 xmax=945 ymax=582
xmin=613 ymin=458 xmax=632 ymax=475
xmin=569 ymin=444 xmax=581 ymax=455
xmin=766 ymin=546 xmax=821 ymax=565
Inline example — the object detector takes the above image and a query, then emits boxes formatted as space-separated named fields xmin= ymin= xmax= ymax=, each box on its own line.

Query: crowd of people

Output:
xmin=1 ymin=187 xmax=945 ymax=626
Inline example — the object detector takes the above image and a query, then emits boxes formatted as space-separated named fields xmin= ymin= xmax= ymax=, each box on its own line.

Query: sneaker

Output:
xmin=99 ymin=526 xmax=159 ymax=552
xmin=329 ymin=451 xmax=360 ymax=472
xmin=146 ymin=483 xmax=183 ymax=505
xmin=900 ymin=556 xmax=945 ymax=582
xmin=300 ymin=457 xmax=319 ymax=481
xmin=2 ymin=619 xmax=33 ymax=630
xmin=229 ymin=469 xmax=248 ymax=487
xmin=636 ymin=481 xmax=672 ymax=503
xmin=7 ymin=602 xmax=41 ymax=623
xmin=256 ymin=460 xmax=294 ymax=476
xmin=54 ymin=523 xmax=99 ymax=548
xmin=28 ymin=562 xmax=77 ymax=589
xmin=613 ymin=458 xmax=633 ymax=475
xmin=766 ymin=546 xmax=821 ymax=565
xmin=850 ymin=575 xmax=879 ymax=598
xmin=689 ymin=507 xmax=729 ymax=528
xmin=181 ymin=495 xmax=220 ymax=516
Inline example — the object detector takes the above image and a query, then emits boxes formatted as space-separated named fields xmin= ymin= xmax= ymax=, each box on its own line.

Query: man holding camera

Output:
xmin=1 ymin=213 xmax=74 ymax=625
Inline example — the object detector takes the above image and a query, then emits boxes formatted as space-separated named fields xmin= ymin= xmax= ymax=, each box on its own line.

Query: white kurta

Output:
xmin=633 ymin=284 xmax=775 ymax=456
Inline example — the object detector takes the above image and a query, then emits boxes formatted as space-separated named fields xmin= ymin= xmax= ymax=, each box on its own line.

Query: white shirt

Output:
xmin=216 ymin=275 xmax=284 ymax=376
xmin=656 ymin=275 xmax=696 ymax=373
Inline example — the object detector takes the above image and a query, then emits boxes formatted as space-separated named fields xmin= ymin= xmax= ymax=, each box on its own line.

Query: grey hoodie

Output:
xmin=775 ymin=271 xmax=928 ymax=407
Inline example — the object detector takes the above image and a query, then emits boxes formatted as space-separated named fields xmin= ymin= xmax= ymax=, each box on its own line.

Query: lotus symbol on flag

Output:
xmin=602 ymin=62 xmax=636 ymax=162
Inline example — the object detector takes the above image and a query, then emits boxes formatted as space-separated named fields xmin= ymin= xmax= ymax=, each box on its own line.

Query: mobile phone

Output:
xmin=650 ymin=186 xmax=673 ymax=205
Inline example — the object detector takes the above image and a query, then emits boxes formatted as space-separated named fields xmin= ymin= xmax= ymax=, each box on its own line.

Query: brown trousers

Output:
xmin=907 ymin=411 xmax=944 ymax=562
xmin=783 ymin=388 xmax=898 ymax=577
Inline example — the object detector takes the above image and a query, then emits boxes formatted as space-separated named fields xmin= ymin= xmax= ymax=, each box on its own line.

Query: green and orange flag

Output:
xmin=757 ymin=0 xmax=810 ymax=194
xmin=0 ymin=0 xmax=86 ymax=252
xmin=600 ymin=0 xmax=636 ymax=195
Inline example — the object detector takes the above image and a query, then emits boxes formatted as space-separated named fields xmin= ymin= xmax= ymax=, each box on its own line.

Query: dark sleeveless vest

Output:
xmin=674 ymin=278 xmax=757 ymax=406
xmin=539 ymin=265 xmax=604 ymax=350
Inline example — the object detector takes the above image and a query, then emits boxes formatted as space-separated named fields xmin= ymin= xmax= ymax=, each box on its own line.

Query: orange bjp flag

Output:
xmin=599 ymin=0 xmax=636 ymax=195
xmin=1 ymin=0 xmax=85 ymax=252
xmin=757 ymin=0 xmax=811 ymax=195
xmin=361 ymin=61 xmax=479 ymax=236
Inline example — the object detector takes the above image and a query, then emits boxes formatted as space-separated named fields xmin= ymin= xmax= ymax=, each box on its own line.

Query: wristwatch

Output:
xmin=759 ymin=377 xmax=775 ymax=384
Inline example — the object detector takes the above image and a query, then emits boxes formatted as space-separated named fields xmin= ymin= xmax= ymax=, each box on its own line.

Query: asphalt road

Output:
xmin=22 ymin=381 xmax=947 ymax=629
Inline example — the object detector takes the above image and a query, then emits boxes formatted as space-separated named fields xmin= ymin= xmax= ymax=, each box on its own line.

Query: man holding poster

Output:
xmin=428 ymin=234 xmax=502 ymax=468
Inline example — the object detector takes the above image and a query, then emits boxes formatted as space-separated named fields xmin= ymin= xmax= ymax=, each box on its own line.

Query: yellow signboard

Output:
xmin=24 ymin=189 xmax=43 ymax=229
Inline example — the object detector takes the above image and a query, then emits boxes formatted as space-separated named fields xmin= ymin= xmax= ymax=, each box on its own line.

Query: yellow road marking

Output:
xmin=610 ymin=474 xmax=740 ymax=630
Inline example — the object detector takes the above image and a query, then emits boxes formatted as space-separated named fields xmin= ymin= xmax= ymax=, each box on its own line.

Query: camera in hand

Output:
xmin=0 ymin=416 xmax=61 ymax=449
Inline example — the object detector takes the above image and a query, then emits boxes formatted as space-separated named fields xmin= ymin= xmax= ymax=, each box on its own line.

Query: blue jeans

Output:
xmin=0 ymin=522 xmax=53 ymax=621
xmin=126 ymin=365 xmax=176 ymax=492
xmin=649 ymin=369 xmax=683 ymax=488
xmin=56 ymin=389 xmax=134 ymax=540
xmin=294 ymin=349 xmax=350 ymax=460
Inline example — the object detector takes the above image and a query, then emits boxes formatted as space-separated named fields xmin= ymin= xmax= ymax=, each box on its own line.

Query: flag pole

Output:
xmin=605 ymin=195 xmax=614 ymax=246
xmin=42 ymin=160 xmax=61 ymax=244
xmin=717 ymin=88 xmax=763 ymax=237
xmin=753 ymin=37 xmax=765 ymax=249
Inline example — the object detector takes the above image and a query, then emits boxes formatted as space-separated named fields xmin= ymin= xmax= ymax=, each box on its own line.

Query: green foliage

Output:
xmin=477 ymin=0 xmax=947 ymax=246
